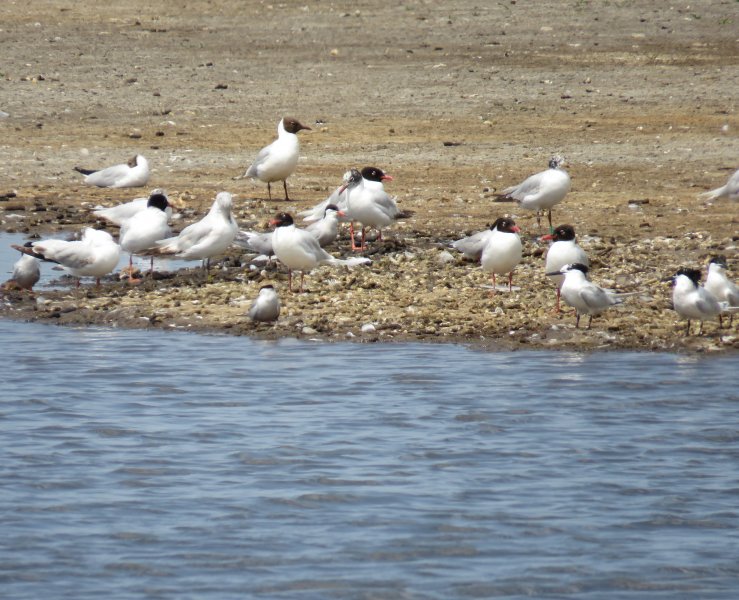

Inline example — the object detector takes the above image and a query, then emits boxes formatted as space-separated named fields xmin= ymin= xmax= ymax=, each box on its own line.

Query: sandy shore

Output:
xmin=1 ymin=0 xmax=737 ymax=352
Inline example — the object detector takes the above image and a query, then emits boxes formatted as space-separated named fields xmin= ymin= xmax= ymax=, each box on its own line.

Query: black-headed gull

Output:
xmin=243 ymin=117 xmax=311 ymax=200
xmin=299 ymin=166 xmax=393 ymax=223
xmin=119 ymin=191 xmax=171 ymax=276
xmin=546 ymin=263 xmax=624 ymax=329
xmin=93 ymin=188 xmax=173 ymax=226
xmin=704 ymin=256 xmax=738 ymax=327
xmin=671 ymin=267 xmax=722 ymax=335
xmin=270 ymin=212 xmax=370 ymax=292
xmin=305 ymin=204 xmax=345 ymax=247
xmin=74 ymin=154 xmax=150 ymax=188
xmin=480 ymin=217 xmax=522 ymax=292
xmin=155 ymin=192 xmax=238 ymax=269
xmin=12 ymin=228 xmax=121 ymax=287
xmin=4 ymin=254 xmax=40 ymax=291
xmin=248 ymin=284 xmax=281 ymax=322
xmin=494 ymin=156 xmax=571 ymax=231
xmin=541 ymin=224 xmax=589 ymax=312
xmin=700 ymin=168 xmax=739 ymax=203
xmin=338 ymin=168 xmax=399 ymax=251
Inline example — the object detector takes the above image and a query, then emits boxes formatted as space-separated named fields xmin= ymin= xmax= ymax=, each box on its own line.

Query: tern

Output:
xmin=248 ymin=284 xmax=281 ymax=322
xmin=494 ymin=156 xmax=571 ymax=231
xmin=704 ymin=256 xmax=738 ymax=327
xmin=338 ymin=168 xmax=399 ymax=251
xmin=243 ymin=117 xmax=311 ymax=200
xmin=4 ymin=254 xmax=40 ymax=291
xmin=305 ymin=204 xmax=345 ymax=247
xmin=480 ymin=217 xmax=522 ymax=292
xmin=270 ymin=212 xmax=370 ymax=292
xmin=671 ymin=267 xmax=722 ymax=335
xmin=546 ymin=263 xmax=626 ymax=329
xmin=541 ymin=224 xmax=589 ymax=312
xmin=75 ymin=154 xmax=150 ymax=188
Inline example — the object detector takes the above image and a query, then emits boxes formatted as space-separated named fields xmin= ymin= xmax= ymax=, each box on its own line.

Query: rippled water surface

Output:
xmin=1 ymin=320 xmax=738 ymax=599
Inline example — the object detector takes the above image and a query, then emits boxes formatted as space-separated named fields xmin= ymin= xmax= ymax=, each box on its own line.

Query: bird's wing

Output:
xmin=579 ymin=284 xmax=618 ymax=310
xmin=37 ymin=240 xmax=96 ymax=269
xmin=245 ymin=142 xmax=275 ymax=176
xmin=83 ymin=164 xmax=129 ymax=187
xmin=157 ymin=217 xmax=211 ymax=251
xmin=694 ymin=291 xmax=720 ymax=314
xmin=498 ymin=171 xmax=544 ymax=199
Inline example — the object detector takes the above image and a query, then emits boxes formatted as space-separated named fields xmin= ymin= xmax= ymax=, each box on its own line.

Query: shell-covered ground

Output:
xmin=1 ymin=0 xmax=737 ymax=352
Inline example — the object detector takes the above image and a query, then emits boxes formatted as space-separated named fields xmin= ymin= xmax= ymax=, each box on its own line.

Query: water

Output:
xmin=1 ymin=319 xmax=738 ymax=599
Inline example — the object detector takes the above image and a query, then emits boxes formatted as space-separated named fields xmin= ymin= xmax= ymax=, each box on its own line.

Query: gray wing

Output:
xmin=579 ymin=284 xmax=619 ymax=312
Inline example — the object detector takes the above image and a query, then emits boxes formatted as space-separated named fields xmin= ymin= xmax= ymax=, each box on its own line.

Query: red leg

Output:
xmin=350 ymin=222 xmax=360 ymax=251
xmin=508 ymin=271 xmax=513 ymax=291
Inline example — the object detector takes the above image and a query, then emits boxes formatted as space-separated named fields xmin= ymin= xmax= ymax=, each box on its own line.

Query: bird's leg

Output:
xmin=698 ymin=320 xmax=704 ymax=335
xmin=554 ymin=288 xmax=561 ymax=313
xmin=489 ymin=273 xmax=497 ymax=294
xmin=587 ymin=315 xmax=593 ymax=330
xmin=685 ymin=320 xmax=691 ymax=336
xmin=575 ymin=313 xmax=581 ymax=328
xmin=267 ymin=182 xmax=272 ymax=201
xmin=150 ymin=255 xmax=154 ymax=275
xmin=361 ymin=227 xmax=367 ymax=250
xmin=349 ymin=222 xmax=359 ymax=251
xmin=300 ymin=272 xmax=305 ymax=293
xmin=377 ymin=228 xmax=383 ymax=242
xmin=536 ymin=211 xmax=542 ymax=229
xmin=508 ymin=271 xmax=513 ymax=292
xmin=548 ymin=210 xmax=554 ymax=234
xmin=288 ymin=269 xmax=293 ymax=293
xmin=283 ymin=179 xmax=290 ymax=201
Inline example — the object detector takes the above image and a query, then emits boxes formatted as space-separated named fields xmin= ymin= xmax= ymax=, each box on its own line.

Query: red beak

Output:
xmin=337 ymin=210 xmax=346 ymax=217
xmin=338 ymin=183 xmax=349 ymax=194
xmin=512 ymin=225 xmax=521 ymax=233
xmin=540 ymin=233 xmax=554 ymax=241
xmin=381 ymin=174 xmax=394 ymax=182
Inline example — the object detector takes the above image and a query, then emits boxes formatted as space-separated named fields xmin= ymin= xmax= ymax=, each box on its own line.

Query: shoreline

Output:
xmin=2 ymin=224 xmax=736 ymax=355
xmin=1 ymin=0 xmax=737 ymax=354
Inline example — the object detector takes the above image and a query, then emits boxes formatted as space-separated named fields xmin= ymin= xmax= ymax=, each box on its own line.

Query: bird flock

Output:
xmin=3 ymin=116 xmax=738 ymax=337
